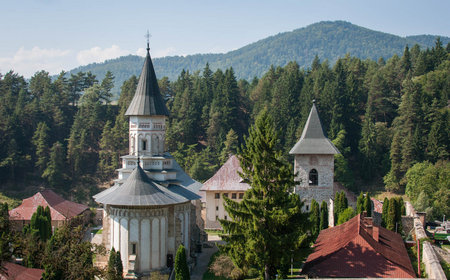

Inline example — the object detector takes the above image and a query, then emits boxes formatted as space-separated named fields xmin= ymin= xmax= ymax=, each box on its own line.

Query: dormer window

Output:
xmin=142 ymin=139 xmax=147 ymax=151
xmin=309 ymin=169 xmax=318 ymax=186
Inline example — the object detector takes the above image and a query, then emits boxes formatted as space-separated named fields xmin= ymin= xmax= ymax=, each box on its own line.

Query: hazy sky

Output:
xmin=1 ymin=0 xmax=449 ymax=77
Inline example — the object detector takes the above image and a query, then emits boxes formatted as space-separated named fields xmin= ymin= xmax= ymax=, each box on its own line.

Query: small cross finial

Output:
xmin=145 ymin=30 xmax=151 ymax=51
xmin=312 ymin=99 xmax=316 ymax=104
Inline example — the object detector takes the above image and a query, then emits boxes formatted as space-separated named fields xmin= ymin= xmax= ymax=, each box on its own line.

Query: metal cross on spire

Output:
xmin=145 ymin=30 xmax=151 ymax=51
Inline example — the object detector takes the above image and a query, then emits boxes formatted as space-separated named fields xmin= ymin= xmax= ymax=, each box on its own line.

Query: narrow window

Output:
xmin=214 ymin=193 xmax=220 ymax=199
xmin=131 ymin=243 xmax=137 ymax=255
xmin=142 ymin=139 xmax=147 ymax=151
xmin=215 ymin=215 xmax=219 ymax=221
xmin=224 ymin=216 xmax=227 ymax=220
xmin=215 ymin=206 xmax=219 ymax=211
xmin=239 ymin=193 xmax=244 ymax=199
xmin=309 ymin=169 xmax=318 ymax=186
xmin=232 ymin=193 xmax=237 ymax=199
xmin=306 ymin=205 xmax=309 ymax=211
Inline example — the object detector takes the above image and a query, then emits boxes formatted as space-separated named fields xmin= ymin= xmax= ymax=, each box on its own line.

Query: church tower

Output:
xmin=117 ymin=43 xmax=175 ymax=184
xmin=289 ymin=101 xmax=340 ymax=213
xmin=93 ymin=42 xmax=202 ymax=277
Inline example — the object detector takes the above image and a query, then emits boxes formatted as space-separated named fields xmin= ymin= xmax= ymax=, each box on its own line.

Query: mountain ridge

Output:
xmin=66 ymin=21 xmax=449 ymax=97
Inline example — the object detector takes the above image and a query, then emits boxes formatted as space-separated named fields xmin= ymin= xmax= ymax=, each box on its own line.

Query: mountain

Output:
xmin=67 ymin=21 xmax=450 ymax=97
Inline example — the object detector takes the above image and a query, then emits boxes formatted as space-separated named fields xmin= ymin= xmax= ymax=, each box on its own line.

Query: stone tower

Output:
xmin=289 ymin=102 xmax=340 ymax=213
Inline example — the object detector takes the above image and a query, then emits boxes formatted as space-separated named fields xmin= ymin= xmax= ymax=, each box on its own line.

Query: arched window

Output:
xmin=142 ymin=139 xmax=147 ymax=151
xmin=309 ymin=169 xmax=318 ymax=186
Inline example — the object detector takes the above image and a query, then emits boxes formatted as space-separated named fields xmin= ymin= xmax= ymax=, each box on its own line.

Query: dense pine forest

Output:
xmin=69 ymin=21 xmax=450 ymax=98
xmin=0 ymin=39 xmax=448 ymax=220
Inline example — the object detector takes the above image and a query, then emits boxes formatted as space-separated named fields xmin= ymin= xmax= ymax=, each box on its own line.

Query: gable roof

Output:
xmin=9 ymin=189 xmax=88 ymax=221
xmin=200 ymin=155 xmax=250 ymax=192
xmin=95 ymin=165 xmax=189 ymax=206
xmin=289 ymin=103 xmax=339 ymax=155
xmin=0 ymin=262 xmax=43 ymax=280
xmin=125 ymin=47 xmax=170 ymax=117
xmin=303 ymin=214 xmax=415 ymax=278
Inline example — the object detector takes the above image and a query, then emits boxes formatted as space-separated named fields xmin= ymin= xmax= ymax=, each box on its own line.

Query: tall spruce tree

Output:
xmin=356 ymin=192 xmax=364 ymax=214
xmin=42 ymin=142 xmax=66 ymax=188
xmin=221 ymin=111 xmax=308 ymax=280
xmin=364 ymin=193 xmax=372 ymax=217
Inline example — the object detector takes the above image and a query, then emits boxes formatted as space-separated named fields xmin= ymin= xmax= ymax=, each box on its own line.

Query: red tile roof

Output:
xmin=200 ymin=155 xmax=250 ymax=192
xmin=0 ymin=262 xmax=43 ymax=280
xmin=9 ymin=189 xmax=88 ymax=221
xmin=303 ymin=214 xmax=416 ymax=278
xmin=372 ymin=197 xmax=384 ymax=214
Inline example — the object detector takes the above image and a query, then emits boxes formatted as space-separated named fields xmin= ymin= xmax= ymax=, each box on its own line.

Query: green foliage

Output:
xmin=174 ymin=245 xmax=190 ymax=280
xmin=42 ymin=142 xmax=67 ymax=187
xmin=364 ymin=193 xmax=372 ymax=217
xmin=337 ymin=207 xmax=356 ymax=225
xmin=30 ymin=205 xmax=52 ymax=241
xmin=334 ymin=191 xmax=348 ymax=224
xmin=220 ymin=111 xmax=308 ymax=280
xmin=309 ymin=199 xmax=320 ymax=237
xmin=68 ymin=21 xmax=449 ymax=88
xmin=405 ymin=161 xmax=449 ymax=220
xmin=382 ymin=197 xmax=389 ymax=227
xmin=356 ymin=192 xmax=364 ymax=214
xmin=106 ymin=248 xmax=123 ymax=280
xmin=319 ymin=201 xmax=328 ymax=230
xmin=42 ymin=221 xmax=105 ymax=280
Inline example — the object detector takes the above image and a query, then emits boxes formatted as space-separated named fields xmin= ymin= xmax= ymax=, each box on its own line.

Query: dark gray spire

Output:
xmin=289 ymin=103 xmax=340 ymax=155
xmin=125 ymin=48 xmax=170 ymax=116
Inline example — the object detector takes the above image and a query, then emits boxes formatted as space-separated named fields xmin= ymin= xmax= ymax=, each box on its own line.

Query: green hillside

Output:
xmin=67 ymin=21 xmax=449 ymax=97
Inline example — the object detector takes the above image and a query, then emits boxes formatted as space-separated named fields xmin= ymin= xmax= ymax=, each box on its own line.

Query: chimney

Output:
xmin=373 ymin=226 xmax=379 ymax=242
xmin=364 ymin=217 xmax=373 ymax=227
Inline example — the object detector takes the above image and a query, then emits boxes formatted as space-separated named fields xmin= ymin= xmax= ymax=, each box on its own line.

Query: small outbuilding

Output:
xmin=8 ymin=189 xmax=89 ymax=231
xmin=200 ymin=155 xmax=250 ymax=229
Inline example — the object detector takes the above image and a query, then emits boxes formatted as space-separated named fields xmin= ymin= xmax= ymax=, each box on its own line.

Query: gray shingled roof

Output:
xmin=95 ymin=165 xmax=187 ymax=206
xmin=289 ymin=103 xmax=340 ymax=155
xmin=125 ymin=48 xmax=170 ymax=116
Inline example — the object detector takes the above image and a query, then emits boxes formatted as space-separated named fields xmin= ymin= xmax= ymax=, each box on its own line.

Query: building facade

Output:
xmin=93 ymin=44 xmax=202 ymax=278
xmin=289 ymin=102 xmax=340 ymax=225
xmin=200 ymin=155 xmax=250 ymax=229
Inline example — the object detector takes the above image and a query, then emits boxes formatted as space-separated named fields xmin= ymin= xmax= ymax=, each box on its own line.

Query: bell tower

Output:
xmin=289 ymin=101 xmax=340 ymax=214
xmin=117 ymin=42 xmax=176 ymax=185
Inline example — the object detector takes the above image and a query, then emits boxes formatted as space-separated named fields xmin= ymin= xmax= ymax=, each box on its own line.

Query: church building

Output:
xmin=289 ymin=101 xmax=340 ymax=226
xmin=93 ymin=43 xmax=202 ymax=278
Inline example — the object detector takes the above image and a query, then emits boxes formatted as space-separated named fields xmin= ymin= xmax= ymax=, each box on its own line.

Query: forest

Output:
xmin=0 ymin=38 xmax=448 ymax=220
xmin=70 ymin=21 xmax=450 ymax=98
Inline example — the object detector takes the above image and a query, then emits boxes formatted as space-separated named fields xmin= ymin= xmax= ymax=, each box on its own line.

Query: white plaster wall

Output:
xmin=129 ymin=218 xmax=139 ymax=243
xmin=120 ymin=218 xmax=128 ymax=271
xmin=151 ymin=219 xmax=160 ymax=268
xmin=204 ymin=191 xmax=245 ymax=229
xmin=184 ymin=211 xmax=189 ymax=249
xmin=113 ymin=216 xmax=120 ymax=250
xmin=140 ymin=219 xmax=150 ymax=271
xmin=110 ymin=215 xmax=114 ymax=249
xmin=160 ymin=217 xmax=166 ymax=267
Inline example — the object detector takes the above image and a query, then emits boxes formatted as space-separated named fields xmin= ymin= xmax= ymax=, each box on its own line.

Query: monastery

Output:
xmin=93 ymin=43 xmax=202 ymax=278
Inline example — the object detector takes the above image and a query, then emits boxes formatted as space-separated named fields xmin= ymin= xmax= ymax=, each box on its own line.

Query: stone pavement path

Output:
xmin=190 ymin=242 xmax=219 ymax=280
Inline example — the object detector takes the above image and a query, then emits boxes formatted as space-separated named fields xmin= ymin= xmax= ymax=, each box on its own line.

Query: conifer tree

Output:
xmin=219 ymin=129 xmax=239 ymax=165
xmin=319 ymin=201 xmax=328 ymax=230
xmin=310 ymin=199 xmax=320 ymax=237
xmin=356 ymin=192 xmax=364 ymax=214
xmin=364 ymin=193 xmax=372 ymax=217
xmin=42 ymin=142 xmax=66 ymax=188
xmin=174 ymin=245 xmax=189 ymax=280
xmin=382 ymin=197 xmax=389 ymax=227
xmin=221 ymin=111 xmax=308 ymax=280
xmin=32 ymin=122 xmax=50 ymax=173
xmin=386 ymin=198 xmax=397 ymax=231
